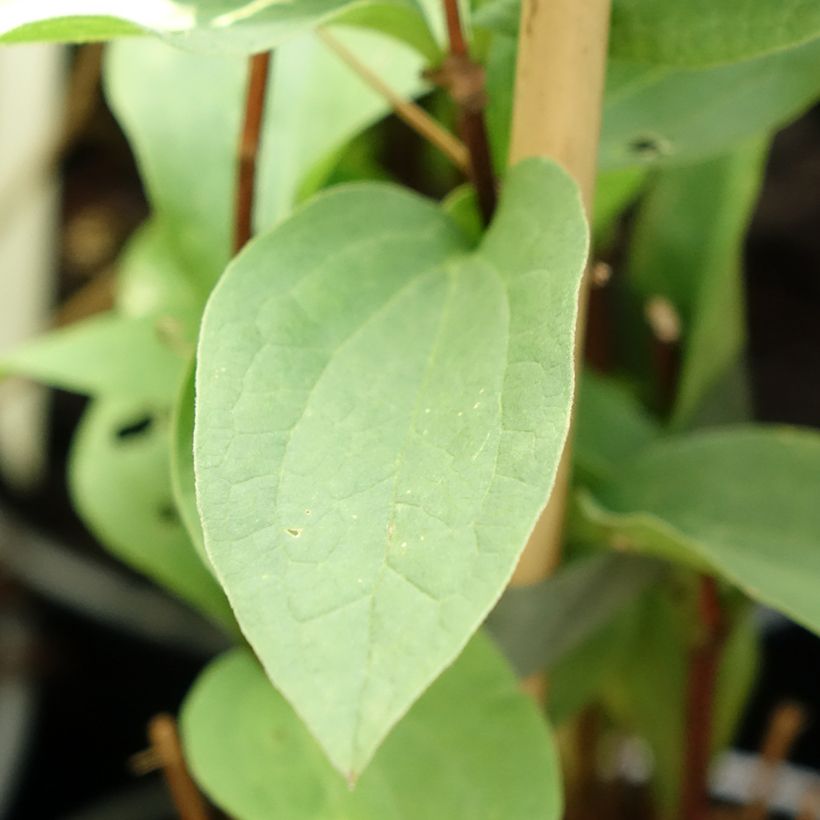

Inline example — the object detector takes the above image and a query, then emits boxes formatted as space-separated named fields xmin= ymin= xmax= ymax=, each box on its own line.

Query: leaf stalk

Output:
xmin=235 ymin=51 xmax=272 ymax=253
xmin=434 ymin=0 xmax=497 ymax=223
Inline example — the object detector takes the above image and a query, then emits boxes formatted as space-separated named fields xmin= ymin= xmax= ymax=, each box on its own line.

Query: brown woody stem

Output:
xmin=234 ymin=52 xmax=271 ymax=253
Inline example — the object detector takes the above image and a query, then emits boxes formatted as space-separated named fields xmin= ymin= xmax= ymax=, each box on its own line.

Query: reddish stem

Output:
xmin=679 ymin=575 xmax=726 ymax=820
xmin=234 ymin=52 xmax=272 ymax=253
xmin=438 ymin=0 xmax=497 ymax=224
xmin=443 ymin=0 xmax=468 ymax=57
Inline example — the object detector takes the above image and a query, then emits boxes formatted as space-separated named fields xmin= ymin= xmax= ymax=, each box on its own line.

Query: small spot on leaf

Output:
xmin=115 ymin=415 xmax=153 ymax=441
xmin=157 ymin=502 xmax=179 ymax=524
xmin=286 ymin=528 xmax=302 ymax=538
xmin=628 ymin=134 xmax=672 ymax=161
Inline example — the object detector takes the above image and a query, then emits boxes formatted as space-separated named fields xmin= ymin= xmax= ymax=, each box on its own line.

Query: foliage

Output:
xmin=2 ymin=1 xmax=820 ymax=817
xmin=182 ymin=635 xmax=562 ymax=819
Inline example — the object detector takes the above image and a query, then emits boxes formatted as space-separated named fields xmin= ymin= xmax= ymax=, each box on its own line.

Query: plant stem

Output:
xmin=318 ymin=30 xmax=469 ymax=174
xmin=437 ymin=0 xmax=497 ymax=223
xmin=234 ymin=52 xmax=272 ymax=253
xmin=506 ymin=0 xmax=611 ymax=585
xmin=442 ymin=0 xmax=468 ymax=57
xmin=679 ymin=575 xmax=726 ymax=820
xmin=147 ymin=713 xmax=212 ymax=820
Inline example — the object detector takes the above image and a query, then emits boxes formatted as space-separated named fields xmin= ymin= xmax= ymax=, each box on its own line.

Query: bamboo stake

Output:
xmin=508 ymin=0 xmax=612 ymax=587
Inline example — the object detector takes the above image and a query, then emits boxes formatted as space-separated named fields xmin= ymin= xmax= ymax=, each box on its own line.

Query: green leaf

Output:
xmin=104 ymin=28 xmax=426 ymax=286
xmin=253 ymin=28 xmax=427 ymax=226
xmin=574 ymin=372 xmax=660 ymax=484
xmin=486 ymin=552 xmax=663 ymax=678
xmin=440 ymin=185 xmax=483 ymax=248
xmin=628 ymin=140 xmax=767 ymax=427
xmin=182 ymin=635 xmax=562 ymax=819
xmin=0 ymin=313 xmax=190 ymax=402
xmin=592 ymin=167 xmax=647 ymax=246
xmin=194 ymin=158 xmax=588 ymax=776
xmin=331 ymin=3 xmax=441 ymax=62
xmin=547 ymin=606 xmax=635 ymax=726
xmin=600 ymin=42 xmax=820 ymax=169
xmin=484 ymin=32 xmax=516 ymax=170
xmin=170 ymin=362 xmax=208 ymax=563
xmin=0 ymin=14 xmax=141 ymax=43
xmin=475 ymin=1 xmax=820 ymax=68
xmin=70 ymin=396 xmax=234 ymax=628
xmin=0 ymin=0 xmax=438 ymax=55
xmin=610 ymin=0 xmax=820 ymax=68
xmin=577 ymin=426 xmax=820 ymax=636
xmin=115 ymin=219 xmax=205 ymax=322
xmin=484 ymin=35 xmax=820 ymax=173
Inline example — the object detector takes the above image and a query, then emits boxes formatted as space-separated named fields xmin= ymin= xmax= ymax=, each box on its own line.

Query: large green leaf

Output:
xmin=577 ymin=426 xmax=820 ymax=636
xmin=0 ymin=0 xmax=437 ymax=55
xmin=104 ymin=29 xmax=426 ymax=287
xmin=194 ymin=159 xmax=588 ymax=776
xmin=70 ymin=396 xmax=234 ymax=628
xmin=610 ymin=0 xmax=820 ymax=68
xmin=182 ymin=635 xmax=562 ymax=819
xmin=0 ymin=313 xmax=189 ymax=402
xmin=628 ymin=140 xmax=767 ymax=427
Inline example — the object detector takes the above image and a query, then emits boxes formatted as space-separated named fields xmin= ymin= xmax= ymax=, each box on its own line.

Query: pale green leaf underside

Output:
xmin=0 ymin=0 xmax=437 ymax=55
xmin=194 ymin=159 xmax=587 ymax=776
xmin=70 ymin=397 xmax=233 ymax=628
xmin=104 ymin=29 xmax=425 ymax=287
xmin=610 ymin=0 xmax=820 ymax=68
xmin=578 ymin=427 xmax=820 ymax=636
xmin=183 ymin=635 xmax=561 ymax=819
xmin=0 ymin=313 xmax=189 ymax=402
